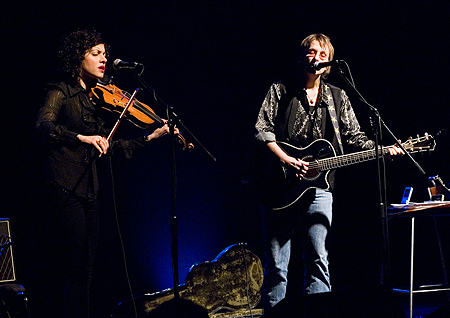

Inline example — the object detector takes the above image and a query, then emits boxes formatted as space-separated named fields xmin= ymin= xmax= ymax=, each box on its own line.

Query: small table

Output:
xmin=388 ymin=201 xmax=450 ymax=318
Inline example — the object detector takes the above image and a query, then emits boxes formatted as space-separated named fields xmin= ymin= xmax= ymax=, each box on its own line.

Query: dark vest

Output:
xmin=274 ymin=80 xmax=344 ymax=155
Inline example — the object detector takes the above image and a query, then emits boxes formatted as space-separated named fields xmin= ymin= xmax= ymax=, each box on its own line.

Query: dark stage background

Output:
xmin=2 ymin=1 xmax=450 ymax=316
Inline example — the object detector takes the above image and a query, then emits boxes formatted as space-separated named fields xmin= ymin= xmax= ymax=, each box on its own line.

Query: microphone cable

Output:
xmin=108 ymin=155 xmax=138 ymax=318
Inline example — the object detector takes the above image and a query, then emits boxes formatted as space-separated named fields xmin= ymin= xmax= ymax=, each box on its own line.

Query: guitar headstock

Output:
xmin=402 ymin=133 xmax=436 ymax=153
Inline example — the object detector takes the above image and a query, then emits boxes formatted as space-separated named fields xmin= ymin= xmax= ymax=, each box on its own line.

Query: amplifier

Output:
xmin=0 ymin=218 xmax=15 ymax=282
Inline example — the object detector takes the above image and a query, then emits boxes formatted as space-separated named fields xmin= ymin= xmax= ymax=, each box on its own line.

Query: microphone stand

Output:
xmin=333 ymin=62 xmax=426 ymax=288
xmin=133 ymin=71 xmax=216 ymax=300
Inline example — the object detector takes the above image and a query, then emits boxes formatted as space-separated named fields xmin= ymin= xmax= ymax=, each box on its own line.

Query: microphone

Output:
xmin=113 ymin=59 xmax=143 ymax=70
xmin=312 ymin=60 xmax=342 ymax=70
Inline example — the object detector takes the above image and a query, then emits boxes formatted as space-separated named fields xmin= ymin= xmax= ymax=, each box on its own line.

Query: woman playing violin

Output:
xmin=34 ymin=29 xmax=176 ymax=318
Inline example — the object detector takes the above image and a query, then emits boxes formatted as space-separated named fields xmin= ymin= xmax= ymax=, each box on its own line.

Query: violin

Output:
xmin=92 ymin=83 xmax=193 ymax=151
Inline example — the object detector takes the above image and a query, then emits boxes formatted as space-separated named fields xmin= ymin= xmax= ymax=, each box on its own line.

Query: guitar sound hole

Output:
xmin=304 ymin=168 xmax=320 ymax=181
xmin=303 ymin=156 xmax=321 ymax=181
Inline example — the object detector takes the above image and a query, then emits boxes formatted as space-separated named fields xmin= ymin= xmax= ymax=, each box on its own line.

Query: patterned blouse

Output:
xmin=255 ymin=80 xmax=374 ymax=153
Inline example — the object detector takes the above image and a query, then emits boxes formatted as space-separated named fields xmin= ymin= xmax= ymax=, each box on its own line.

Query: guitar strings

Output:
xmin=313 ymin=147 xmax=393 ymax=171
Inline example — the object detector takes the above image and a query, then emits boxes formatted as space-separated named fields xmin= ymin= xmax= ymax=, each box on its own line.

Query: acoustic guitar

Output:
xmin=255 ymin=133 xmax=436 ymax=210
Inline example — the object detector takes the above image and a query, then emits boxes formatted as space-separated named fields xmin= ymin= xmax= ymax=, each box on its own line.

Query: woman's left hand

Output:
xmin=388 ymin=143 xmax=405 ymax=156
xmin=145 ymin=120 xmax=179 ymax=141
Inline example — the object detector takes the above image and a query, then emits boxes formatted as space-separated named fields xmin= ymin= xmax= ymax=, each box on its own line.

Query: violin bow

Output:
xmin=99 ymin=87 xmax=140 ymax=157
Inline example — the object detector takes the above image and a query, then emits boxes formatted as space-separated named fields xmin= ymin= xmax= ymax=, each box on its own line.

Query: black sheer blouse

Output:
xmin=36 ymin=81 xmax=149 ymax=199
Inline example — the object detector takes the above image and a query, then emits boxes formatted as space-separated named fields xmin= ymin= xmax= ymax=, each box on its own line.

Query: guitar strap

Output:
xmin=324 ymin=84 xmax=344 ymax=155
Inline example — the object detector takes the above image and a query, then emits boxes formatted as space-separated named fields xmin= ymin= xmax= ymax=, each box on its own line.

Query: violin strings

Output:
xmin=116 ymin=90 xmax=163 ymax=125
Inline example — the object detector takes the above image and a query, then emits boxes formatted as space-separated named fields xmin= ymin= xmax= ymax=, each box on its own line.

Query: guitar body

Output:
xmin=112 ymin=244 xmax=264 ymax=317
xmin=260 ymin=139 xmax=336 ymax=210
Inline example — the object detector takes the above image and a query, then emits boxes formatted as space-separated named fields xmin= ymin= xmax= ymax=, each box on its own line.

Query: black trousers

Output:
xmin=29 ymin=184 xmax=99 ymax=318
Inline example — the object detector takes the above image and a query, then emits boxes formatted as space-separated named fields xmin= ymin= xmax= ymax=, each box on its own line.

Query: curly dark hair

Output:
xmin=57 ymin=29 xmax=109 ymax=81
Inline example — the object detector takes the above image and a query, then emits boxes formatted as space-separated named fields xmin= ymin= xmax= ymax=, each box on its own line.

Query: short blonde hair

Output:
xmin=300 ymin=33 xmax=334 ymax=78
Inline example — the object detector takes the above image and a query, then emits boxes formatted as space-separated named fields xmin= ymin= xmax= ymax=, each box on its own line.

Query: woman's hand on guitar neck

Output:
xmin=267 ymin=141 xmax=309 ymax=179
xmin=388 ymin=144 xmax=404 ymax=156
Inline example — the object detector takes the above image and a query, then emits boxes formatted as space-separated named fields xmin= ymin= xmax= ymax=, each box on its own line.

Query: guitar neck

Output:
xmin=313 ymin=146 xmax=391 ymax=171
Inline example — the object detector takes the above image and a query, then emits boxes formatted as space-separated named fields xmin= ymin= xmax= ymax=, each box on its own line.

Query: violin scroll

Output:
xmin=177 ymin=134 xmax=194 ymax=151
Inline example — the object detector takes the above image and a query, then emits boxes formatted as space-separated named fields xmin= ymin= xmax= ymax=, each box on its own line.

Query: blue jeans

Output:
xmin=261 ymin=189 xmax=333 ymax=310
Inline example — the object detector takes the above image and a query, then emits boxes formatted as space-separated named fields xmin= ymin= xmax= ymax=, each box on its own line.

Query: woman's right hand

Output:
xmin=77 ymin=135 xmax=109 ymax=154
xmin=281 ymin=155 xmax=309 ymax=179
xmin=266 ymin=141 xmax=309 ymax=179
